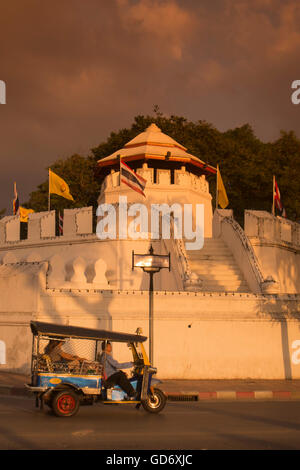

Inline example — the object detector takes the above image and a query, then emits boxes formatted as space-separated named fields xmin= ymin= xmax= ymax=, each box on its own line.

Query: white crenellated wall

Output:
xmin=0 ymin=215 xmax=20 ymax=243
xmin=0 ymin=206 xmax=180 ymax=292
xmin=245 ymin=211 xmax=300 ymax=294
xmin=63 ymin=206 xmax=93 ymax=236
xmin=28 ymin=211 xmax=56 ymax=240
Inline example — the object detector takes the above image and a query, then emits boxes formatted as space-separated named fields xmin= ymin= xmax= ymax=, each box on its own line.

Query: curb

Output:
xmin=165 ymin=391 xmax=300 ymax=401
xmin=1 ymin=385 xmax=300 ymax=401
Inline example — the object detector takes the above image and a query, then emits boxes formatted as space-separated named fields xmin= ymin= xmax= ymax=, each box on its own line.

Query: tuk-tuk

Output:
xmin=26 ymin=321 xmax=167 ymax=417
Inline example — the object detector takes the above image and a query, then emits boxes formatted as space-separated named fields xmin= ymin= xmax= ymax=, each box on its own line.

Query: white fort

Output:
xmin=0 ymin=124 xmax=300 ymax=378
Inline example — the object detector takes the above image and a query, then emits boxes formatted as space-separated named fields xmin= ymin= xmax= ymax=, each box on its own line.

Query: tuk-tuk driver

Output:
xmin=99 ymin=341 xmax=136 ymax=400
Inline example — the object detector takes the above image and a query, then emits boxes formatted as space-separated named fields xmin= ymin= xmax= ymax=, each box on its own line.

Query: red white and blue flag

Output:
xmin=120 ymin=160 xmax=147 ymax=197
xmin=13 ymin=182 xmax=19 ymax=215
xmin=274 ymin=177 xmax=286 ymax=218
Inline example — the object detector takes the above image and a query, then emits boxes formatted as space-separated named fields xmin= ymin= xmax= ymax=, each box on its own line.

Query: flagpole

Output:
xmin=13 ymin=181 xmax=16 ymax=215
xmin=118 ymin=154 xmax=121 ymax=188
xmin=216 ymin=164 xmax=219 ymax=210
xmin=272 ymin=175 xmax=275 ymax=216
xmin=48 ymin=168 xmax=50 ymax=212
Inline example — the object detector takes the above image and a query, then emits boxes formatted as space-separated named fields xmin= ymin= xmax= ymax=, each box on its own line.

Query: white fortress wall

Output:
xmin=245 ymin=210 xmax=300 ymax=294
xmin=0 ymin=178 xmax=300 ymax=378
xmin=33 ymin=290 xmax=300 ymax=380
xmin=0 ymin=260 xmax=300 ymax=378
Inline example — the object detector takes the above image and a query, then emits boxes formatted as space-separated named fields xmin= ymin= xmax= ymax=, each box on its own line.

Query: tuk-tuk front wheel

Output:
xmin=52 ymin=390 xmax=80 ymax=418
xmin=142 ymin=388 xmax=166 ymax=414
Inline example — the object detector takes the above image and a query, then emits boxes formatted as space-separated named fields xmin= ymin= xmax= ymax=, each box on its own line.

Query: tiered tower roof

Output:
xmin=97 ymin=123 xmax=216 ymax=176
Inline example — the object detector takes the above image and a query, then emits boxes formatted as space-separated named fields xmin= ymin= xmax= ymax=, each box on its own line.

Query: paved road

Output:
xmin=1 ymin=395 xmax=300 ymax=450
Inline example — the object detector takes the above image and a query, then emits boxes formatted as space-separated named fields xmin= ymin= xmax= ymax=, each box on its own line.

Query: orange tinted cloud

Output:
xmin=0 ymin=0 xmax=299 ymax=212
xmin=117 ymin=0 xmax=197 ymax=60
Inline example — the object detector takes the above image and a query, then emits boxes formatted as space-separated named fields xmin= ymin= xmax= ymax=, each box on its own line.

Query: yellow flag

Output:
xmin=217 ymin=165 xmax=229 ymax=209
xmin=49 ymin=169 xmax=74 ymax=201
xmin=19 ymin=206 xmax=34 ymax=223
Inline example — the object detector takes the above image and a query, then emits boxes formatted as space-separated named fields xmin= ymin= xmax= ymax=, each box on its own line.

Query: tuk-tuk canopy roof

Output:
xmin=30 ymin=321 xmax=147 ymax=343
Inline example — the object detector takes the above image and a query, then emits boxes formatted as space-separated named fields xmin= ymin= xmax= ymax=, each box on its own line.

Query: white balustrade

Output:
xmin=245 ymin=210 xmax=300 ymax=248
xmin=48 ymin=254 xmax=66 ymax=284
xmin=93 ymin=258 xmax=109 ymax=287
xmin=70 ymin=256 xmax=87 ymax=284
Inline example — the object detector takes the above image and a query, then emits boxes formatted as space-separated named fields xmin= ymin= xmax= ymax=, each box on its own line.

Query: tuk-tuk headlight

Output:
xmin=149 ymin=366 xmax=157 ymax=374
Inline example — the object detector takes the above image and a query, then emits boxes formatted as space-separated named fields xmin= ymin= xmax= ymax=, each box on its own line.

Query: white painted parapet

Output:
xmin=244 ymin=210 xmax=300 ymax=294
xmin=0 ymin=207 xmax=94 ymax=247
xmin=163 ymin=215 xmax=202 ymax=292
xmin=47 ymin=253 xmax=109 ymax=289
xmin=0 ymin=216 xmax=20 ymax=243
xmin=245 ymin=210 xmax=300 ymax=247
xmin=63 ymin=207 xmax=93 ymax=237
xmin=99 ymin=166 xmax=213 ymax=238
xmin=174 ymin=169 xmax=209 ymax=193
xmin=137 ymin=164 xmax=154 ymax=184
xmin=28 ymin=211 xmax=56 ymax=240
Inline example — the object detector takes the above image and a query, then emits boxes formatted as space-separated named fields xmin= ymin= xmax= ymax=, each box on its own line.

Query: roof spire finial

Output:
xmin=146 ymin=123 xmax=161 ymax=133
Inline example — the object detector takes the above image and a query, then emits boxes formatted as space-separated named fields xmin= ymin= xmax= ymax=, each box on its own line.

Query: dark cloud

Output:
xmin=0 ymin=0 xmax=299 ymax=212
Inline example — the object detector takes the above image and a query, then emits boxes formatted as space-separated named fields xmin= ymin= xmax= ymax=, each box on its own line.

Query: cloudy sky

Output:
xmin=0 ymin=0 xmax=299 ymax=213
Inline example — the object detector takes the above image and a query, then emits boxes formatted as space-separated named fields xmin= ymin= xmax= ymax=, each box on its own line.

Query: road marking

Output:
xmin=216 ymin=391 xmax=236 ymax=400
xmin=254 ymin=391 xmax=273 ymax=399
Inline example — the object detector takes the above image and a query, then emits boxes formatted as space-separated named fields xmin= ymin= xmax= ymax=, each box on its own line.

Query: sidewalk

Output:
xmin=1 ymin=371 xmax=300 ymax=400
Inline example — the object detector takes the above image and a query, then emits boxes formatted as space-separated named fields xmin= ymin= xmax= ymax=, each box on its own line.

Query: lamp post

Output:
xmin=132 ymin=245 xmax=170 ymax=364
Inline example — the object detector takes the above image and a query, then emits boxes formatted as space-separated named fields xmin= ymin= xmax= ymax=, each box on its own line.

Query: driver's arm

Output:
xmin=106 ymin=355 xmax=133 ymax=370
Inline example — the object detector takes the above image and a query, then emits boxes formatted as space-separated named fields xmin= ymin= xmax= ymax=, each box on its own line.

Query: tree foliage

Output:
xmin=25 ymin=109 xmax=300 ymax=226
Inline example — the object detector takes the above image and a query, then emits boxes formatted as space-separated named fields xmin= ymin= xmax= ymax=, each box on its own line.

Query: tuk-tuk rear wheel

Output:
xmin=141 ymin=388 xmax=166 ymax=414
xmin=52 ymin=389 xmax=80 ymax=418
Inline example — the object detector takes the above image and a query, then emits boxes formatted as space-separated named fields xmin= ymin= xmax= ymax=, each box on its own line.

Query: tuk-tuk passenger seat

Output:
xmin=39 ymin=354 xmax=54 ymax=372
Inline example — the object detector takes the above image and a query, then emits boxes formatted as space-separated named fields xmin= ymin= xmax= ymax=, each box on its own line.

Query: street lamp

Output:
xmin=132 ymin=245 xmax=170 ymax=364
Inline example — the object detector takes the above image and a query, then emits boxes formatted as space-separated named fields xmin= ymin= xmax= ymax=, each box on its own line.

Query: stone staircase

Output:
xmin=186 ymin=238 xmax=251 ymax=293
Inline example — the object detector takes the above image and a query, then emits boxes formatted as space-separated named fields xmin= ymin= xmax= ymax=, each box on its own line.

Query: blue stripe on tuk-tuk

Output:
xmin=36 ymin=374 xmax=102 ymax=389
